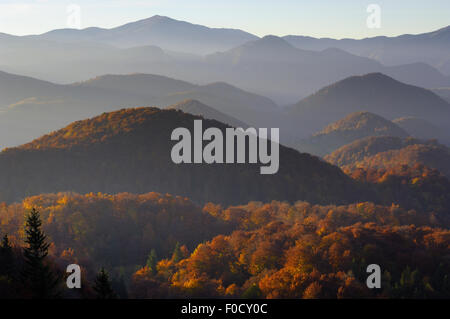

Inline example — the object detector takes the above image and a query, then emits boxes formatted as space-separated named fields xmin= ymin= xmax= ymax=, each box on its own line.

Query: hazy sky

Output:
xmin=1 ymin=0 xmax=449 ymax=38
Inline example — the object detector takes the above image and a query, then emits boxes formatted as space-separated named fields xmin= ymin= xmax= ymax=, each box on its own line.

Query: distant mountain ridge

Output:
xmin=0 ymin=70 xmax=277 ymax=149
xmin=30 ymin=15 xmax=258 ymax=55
xmin=0 ymin=19 xmax=449 ymax=103
xmin=284 ymin=25 xmax=450 ymax=75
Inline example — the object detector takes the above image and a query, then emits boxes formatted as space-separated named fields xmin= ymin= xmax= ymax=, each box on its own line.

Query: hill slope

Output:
xmin=297 ymin=112 xmax=409 ymax=156
xmin=325 ymin=136 xmax=450 ymax=178
xmin=0 ymin=107 xmax=361 ymax=205
xmin=432 ymin=88 xmax=450 ymax=103
xmin=167 ymin=99 xmax=248 ymax=128
xmin=286 ymin=73 xmax=450 ymax=138
xmin=393 ymin=117 xmax=448 ymax=143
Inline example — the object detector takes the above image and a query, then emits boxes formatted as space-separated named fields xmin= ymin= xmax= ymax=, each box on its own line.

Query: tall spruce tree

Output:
xmin=146 ymin=249 xmax=158 ymax=274
xmin=171 ymin=242 xmax=183 ymax=263
xmin=22 ymin=208 xmax=60 ymax=298
xmin=93 ymin=267 xmax=117 ymax=299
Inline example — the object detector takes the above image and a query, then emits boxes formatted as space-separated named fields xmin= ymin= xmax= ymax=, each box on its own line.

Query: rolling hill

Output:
xmin=325 ymin=136 xmax=450 ymax=178
xmin=296 ymin=112 xmax=409 ymax=156
xmin=0 ymin=107 xmax=362 ymax=205
xmin=286 ymin=73 xmax=450 ymax=138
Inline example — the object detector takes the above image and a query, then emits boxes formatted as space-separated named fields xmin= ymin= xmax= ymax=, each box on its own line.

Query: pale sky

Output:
xmin=0 ymin=0 xmax=449 ymax=38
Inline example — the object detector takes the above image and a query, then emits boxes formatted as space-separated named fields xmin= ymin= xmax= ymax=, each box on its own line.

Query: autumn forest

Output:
xmin=1 ymin=4 xmax=450 ymax=301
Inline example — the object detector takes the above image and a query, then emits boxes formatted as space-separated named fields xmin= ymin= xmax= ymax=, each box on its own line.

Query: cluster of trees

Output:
xmin=0 ymin=192 xmax=231 ymax=273
xmin=1 ymin=190 xmax=449 ymax=298
xmin=348 ymin=163 xmax=450 ymax=216
xmin=130 ymin=200 xmax=450 ymax=298
xmin=325 ymin=136 xmax=450 ymax=179
xmin=0 ymin=208 xmax=117 ymax=299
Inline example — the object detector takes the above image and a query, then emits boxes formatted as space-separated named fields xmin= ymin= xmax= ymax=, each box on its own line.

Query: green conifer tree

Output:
xmin=146 ymin=249 xmax=158 ymax=274
xmin=22 ymin=208 xmax=60 ymax=298
xmin=93 ymin=267 xmax=117 ymax=299
xmin=171 ymin=242 xmax=183 ymax=263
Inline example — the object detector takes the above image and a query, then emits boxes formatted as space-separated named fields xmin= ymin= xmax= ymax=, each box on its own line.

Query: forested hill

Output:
xmin=0 ymin=107 xmax=361 ymax=205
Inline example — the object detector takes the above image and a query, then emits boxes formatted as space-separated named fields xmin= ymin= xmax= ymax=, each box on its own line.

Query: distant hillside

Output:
xmin=432 ymin=88 xmax=450 ymax=103
xmin=167 ymin=99 xmax=248 ymax=128
xmin=204 ymin=36 xmax=450 ymax=104
xmin=297 ymin=112 xmax=409 ymax=156
xmin=286 ymin=73 xmax=450 ymax=138
xmin=0 ymin=71 xmax=276 ymax=148
xmin=0 ymin=70 xmax=154 ymax=149
xmin=75 ymin=75 xmax=278 ymax=128
xmin=0 ymin=107 xmax=361 ymax=205
xmin=393 ymin=117 xmax=448 ymax=142
xmin=325 ymin=136 xmax=450 ymax=178
xmin=74 ymin=73 xmax=196 ymax=97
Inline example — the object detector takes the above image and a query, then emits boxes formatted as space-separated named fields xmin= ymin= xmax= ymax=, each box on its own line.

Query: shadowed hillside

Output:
xmin=0 ymin=107 xmax=361 ymax=205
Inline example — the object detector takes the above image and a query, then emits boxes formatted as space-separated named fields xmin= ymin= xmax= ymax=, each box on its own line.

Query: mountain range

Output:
xmin=0 ymin=71 xmax=276 ymax=149
xmin=30 ymin=15 xmax=257 ymax=55
xmin=284 ymin=25 xmax=450 ymax=75
xmin=1 ymin=69 xmax=449 ymax=152
xmin=0 ymin=16 xmax=448 ymax=104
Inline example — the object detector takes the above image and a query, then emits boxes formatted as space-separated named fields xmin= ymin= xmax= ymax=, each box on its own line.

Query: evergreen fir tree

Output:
xmin=146 ymin=249 xmax=158 ymax=274
xmin=22 ymin=208 xmax=60 ymax=298
xmin=93 ymin=267 xmax=117 ymax=299
xmin=171 ymin=242 xmax=183 ymax=263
